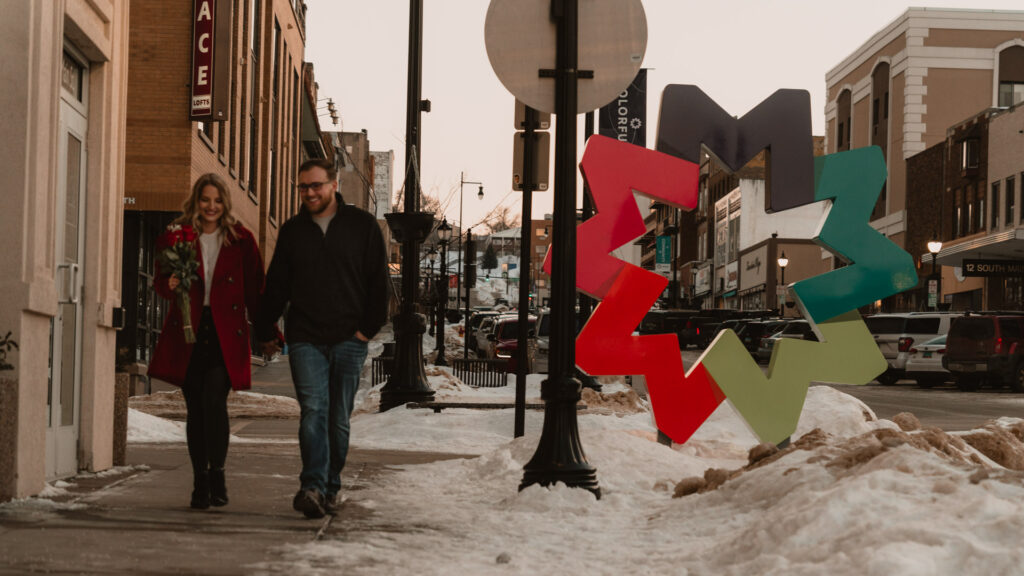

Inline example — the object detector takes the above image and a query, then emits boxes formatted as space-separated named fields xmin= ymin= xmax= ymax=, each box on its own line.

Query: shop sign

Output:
xmin=190 ymin=0 xmax=232 ymax=120
xmin=961 ymin=259 xmax=1024 ymax=277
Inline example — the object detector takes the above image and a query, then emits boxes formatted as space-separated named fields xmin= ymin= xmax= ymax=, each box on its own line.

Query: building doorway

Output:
xmin=47 ymin=49 xmax=89 ymax=479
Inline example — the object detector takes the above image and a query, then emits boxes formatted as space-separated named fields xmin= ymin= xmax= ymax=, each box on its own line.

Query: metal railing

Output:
xmin=452 ymin=358 xmax=509 ymax=388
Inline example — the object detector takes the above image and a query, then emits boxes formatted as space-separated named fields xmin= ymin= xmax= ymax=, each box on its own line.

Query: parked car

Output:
xmin=943 ymin=313 xmax=1024 ymax=391
xmin=638 ymin=309 xmax=699 ymax=348
xmin=904 ymin=334 xmax=950 ymax=388
xmin=866 ymin=312 xmax=960 ymax=385
xmin=531 ymin=309 xmax=583 ymax=374
xmin=736 ymin=319 xmax=788 ymax=355
xmin=755 ymin=320 xmax=818 ymax=363
xmin=474 ymin=315 xmax=512 ymax=356
xmin=488 ymin=315 xmax=536 ymax=372
xmin=467 ymin=310 xmax=502 ymax=348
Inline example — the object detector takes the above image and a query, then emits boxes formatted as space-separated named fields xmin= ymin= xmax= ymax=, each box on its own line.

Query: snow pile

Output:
xmin=128 ymin=407 xmax=186 ymax=443
xmin=129 ymin=389 xmax=299 ymax=420
xmin=255 ymin=384 xmax=1024 ymax=575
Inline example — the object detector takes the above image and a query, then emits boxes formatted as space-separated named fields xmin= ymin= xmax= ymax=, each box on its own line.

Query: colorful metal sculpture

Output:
xmin=569 ymin=89 xmax=915 ymax=446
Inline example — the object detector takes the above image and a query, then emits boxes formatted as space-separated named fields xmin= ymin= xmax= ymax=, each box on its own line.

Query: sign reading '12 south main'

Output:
xmin=961 ymin=259 xmax=1024 ymax=277
xmin=190 ymin=0 xmax=232 ymax=121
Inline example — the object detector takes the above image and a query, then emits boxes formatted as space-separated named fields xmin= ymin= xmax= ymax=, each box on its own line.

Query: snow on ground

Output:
xmin=261 ymin=357 xmax=1024 ymax=575
xmin=123 ymin=325 xmax=1024 ymax=574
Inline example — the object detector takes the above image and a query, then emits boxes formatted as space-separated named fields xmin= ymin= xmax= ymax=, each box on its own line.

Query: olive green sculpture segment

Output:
xmin=699 ymin=311 xmax=886 ymax=445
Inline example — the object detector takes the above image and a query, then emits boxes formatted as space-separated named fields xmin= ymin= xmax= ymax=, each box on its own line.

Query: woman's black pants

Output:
xmin=182 ymin=306 xmax=231 ymax=474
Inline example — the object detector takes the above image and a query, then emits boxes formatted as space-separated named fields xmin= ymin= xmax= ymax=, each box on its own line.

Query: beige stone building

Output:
xmin=0 ymin=2 xmax=130 ymax=500
xmin=825 ymin=8 xmax=1024 ymax=251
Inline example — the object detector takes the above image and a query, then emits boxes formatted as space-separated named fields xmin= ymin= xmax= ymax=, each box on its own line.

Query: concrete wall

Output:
xmin=0 ymin=0 xmax=129 ymax=500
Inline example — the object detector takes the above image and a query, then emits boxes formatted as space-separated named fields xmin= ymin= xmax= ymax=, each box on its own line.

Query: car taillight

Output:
xmin=898 ymin=337 xmax=913 ymax=352
xmin=938 ymin=348 xmax=946 ymax=354
xmin=696 ymin=327 xmax=701 ymax=335
xmin=995 ymin=337 xmax=1003 ymax=354
xmin=908 ymin=347 xmax=918 ymax=354
xmin=685 ymin=320 xmax=693 ymax=329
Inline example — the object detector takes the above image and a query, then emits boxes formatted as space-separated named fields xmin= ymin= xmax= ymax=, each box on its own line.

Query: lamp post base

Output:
xmin=379 ymin=311 xmax=436 ymax=412
xmin=519 ymin=375 xmax=601 ymax=499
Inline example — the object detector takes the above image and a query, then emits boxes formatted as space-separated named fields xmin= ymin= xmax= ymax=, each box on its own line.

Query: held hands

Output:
xmin=168 ymin=274 xmax=180 ymax=291
xmin=259 ymin=339 xmax=282 ymax=360
xmin=355 ymin=331 xmax=369 ymax=342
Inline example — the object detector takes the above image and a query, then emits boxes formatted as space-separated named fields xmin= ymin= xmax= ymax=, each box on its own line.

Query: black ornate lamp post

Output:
xmin=380 ymin=0 xmax=435 ymax=412
xmin=927 ymin=235 xmax=943 ymax=310
xmin=520 ymin=0 xmax=600 ymax=498
xmin=435 ymin=219 xmax=453 ymax=366
xmin=777 ymin=251 xmax=789 ymax=315
xmin=427 ymin=248 xmax=437 ymax=337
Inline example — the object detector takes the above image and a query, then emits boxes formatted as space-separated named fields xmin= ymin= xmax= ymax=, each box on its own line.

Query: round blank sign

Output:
xmin=485 ymin=0 xmax=647 ymax=115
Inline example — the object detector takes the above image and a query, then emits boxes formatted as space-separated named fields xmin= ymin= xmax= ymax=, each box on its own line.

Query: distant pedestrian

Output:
xmin=257 ymin=158 xmax=389 ymax=519
xmin=149 ymin=173 xmax=265 ymax=510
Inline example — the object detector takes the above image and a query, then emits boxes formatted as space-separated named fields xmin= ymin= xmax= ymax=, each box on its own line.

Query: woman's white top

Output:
xmin=200 ymin=230 xmax=222 ymax=306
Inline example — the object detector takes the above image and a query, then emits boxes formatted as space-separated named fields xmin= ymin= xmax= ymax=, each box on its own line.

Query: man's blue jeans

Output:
xmin=288 ymin=339 xmax=368 ymax=497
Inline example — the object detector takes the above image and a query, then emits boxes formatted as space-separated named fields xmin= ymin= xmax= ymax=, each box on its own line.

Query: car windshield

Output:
xmin=865 ymin=316 xmax=906 ymax=334
xmin=950 ymin=318 xmax=995 ymax=340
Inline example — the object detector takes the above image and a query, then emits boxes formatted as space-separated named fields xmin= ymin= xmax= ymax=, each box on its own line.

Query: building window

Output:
xmin=992 ymin=182 xmax=1001 ymax=230
xmin=960 ymin=139 xmax=979 ymax=171
xmin=979 ymin=196 xmax=986 ymax=232
xmin=1010 ymin=176 xmax=1018 ymax=224
xmin=998 ymin=45 xmax=1024 ymax=107
xmin=1006 ymin=179 xmax=1015 ymax=226
xmin=836 ymin=89 xmax=851 ymax=152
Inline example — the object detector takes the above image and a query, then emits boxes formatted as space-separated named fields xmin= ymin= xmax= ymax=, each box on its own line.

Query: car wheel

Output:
xmin=955 ymin=376 xmax=979 ymax=392
xmin=1012 ymin=364 xmax=1024 ymax=393
xmin=876 ymin=372 xmax=897 ymax=386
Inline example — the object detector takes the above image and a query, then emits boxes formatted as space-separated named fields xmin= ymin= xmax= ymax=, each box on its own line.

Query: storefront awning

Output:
xmin=721 ymin=290 xmax=737 ymax=298
xmin=932 ymin=228 xmax=1024 ymax=267
xmin=737 ymin=283 xmax=765 ymax=297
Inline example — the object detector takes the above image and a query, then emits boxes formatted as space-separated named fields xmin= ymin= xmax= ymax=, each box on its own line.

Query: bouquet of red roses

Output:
xmin=158 ymin=223 xmax=200 ymax=343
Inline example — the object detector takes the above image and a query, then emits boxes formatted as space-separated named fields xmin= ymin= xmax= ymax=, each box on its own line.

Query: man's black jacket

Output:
xmin=256 ymin=194 xmax=389 ymax=345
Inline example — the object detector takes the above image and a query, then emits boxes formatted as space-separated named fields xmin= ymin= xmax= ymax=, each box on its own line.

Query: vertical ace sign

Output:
xmin=190 ymin=0 xmax=231 ymax=121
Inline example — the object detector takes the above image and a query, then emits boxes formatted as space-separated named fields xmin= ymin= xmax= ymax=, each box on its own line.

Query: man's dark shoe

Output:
xmin=324 ymin=493 xmax=341 ymax=515
xmin=292 ymin=488 xmax=325 ymax=519
xmin=209 ymin=468 xmax=228 ymax=507
xmin=191 ymin=472 xmax=211 ymax=510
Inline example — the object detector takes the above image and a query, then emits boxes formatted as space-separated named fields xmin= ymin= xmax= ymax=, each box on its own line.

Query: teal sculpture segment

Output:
xmin=789 ymin=147 xmax=918 ymax=324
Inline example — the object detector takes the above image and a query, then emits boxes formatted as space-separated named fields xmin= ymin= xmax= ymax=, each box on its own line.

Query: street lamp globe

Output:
xmin=927 ymin=239 xmax=943 ymax=254
xmin=477 ymin=185 xmax=484 ymax=200
xmin=777 ymin=252 xmax=789 ymax=269
xmin=437 ymin=218 xmax=453 ymax=245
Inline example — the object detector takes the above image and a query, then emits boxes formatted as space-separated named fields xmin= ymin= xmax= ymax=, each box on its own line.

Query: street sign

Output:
xmin=656 ymin=235 xmax=671 ymax=275
xmin=512 ymin=131 xmax=550 ymax=191
xmin=515 ymin=99 xmax=550 ymax=131
xmin=484 ymin=0 xmax=647 ymax=114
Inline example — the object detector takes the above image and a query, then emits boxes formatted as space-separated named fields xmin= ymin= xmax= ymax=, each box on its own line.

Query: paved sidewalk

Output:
xmin=0 ymin=360 xmax=469 ymax=575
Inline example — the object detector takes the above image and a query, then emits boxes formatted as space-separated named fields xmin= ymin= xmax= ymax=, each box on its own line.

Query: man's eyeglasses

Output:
xmin=297 ymin=181 xmax=328 ymax=192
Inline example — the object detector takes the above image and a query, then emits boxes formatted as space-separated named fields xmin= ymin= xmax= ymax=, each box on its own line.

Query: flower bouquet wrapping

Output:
xmin=158 ymin=224 xmax=200 ymax=343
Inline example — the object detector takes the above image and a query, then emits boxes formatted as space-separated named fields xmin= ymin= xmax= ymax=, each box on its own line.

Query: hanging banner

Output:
xmin=656 ymin=234 xmax=671 ymax=275
xmin=190 ymin=0 xmax=232 ymax=121
xmin=598 ymin=68 xmax=647 ymax=146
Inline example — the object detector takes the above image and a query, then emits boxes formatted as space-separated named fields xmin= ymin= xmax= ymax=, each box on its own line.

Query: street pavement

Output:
xmin=0 ymin=360 xmax=469 ymax=575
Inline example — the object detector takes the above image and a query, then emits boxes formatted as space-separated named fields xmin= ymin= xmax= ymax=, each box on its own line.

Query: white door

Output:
xmin=47 ymin=49 xmax=88 ymax=480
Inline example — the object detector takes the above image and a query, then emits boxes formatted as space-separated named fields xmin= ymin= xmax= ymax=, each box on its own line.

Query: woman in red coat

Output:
xmin=149 ymin=173 xmax=265 ymax=509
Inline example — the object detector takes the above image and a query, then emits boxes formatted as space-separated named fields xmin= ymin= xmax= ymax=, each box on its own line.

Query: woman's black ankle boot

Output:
xmin=209 ymin=468 xmax=228 ymax=507
xmin=191 ymin=471 xmax=211 ymax=509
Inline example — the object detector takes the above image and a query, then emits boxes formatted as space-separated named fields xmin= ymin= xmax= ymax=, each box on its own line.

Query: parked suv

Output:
xmin=865 ymin=312 xmax=960 ymax=385
xmin=944 ymin=313 xmax=1024 ymax=391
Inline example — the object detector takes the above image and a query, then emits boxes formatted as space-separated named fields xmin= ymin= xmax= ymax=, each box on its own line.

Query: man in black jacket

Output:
xmin=257 ymin=158 xmax=388 ymax=519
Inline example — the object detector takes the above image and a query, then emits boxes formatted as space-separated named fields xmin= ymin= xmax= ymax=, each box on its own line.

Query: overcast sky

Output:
xmin=305 ymin=1 xmax=1024 ymax=229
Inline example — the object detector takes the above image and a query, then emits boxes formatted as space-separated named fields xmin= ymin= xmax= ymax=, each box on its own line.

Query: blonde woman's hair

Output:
xmin=175 ymin=173 xmax=240 ymax=245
